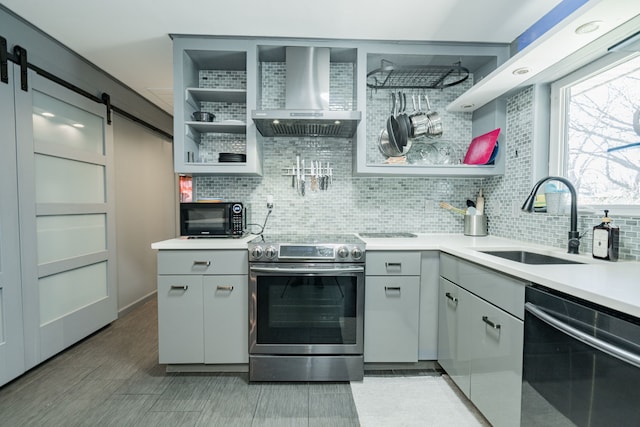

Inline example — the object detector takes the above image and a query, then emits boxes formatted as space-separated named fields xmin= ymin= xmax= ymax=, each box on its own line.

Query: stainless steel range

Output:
xmin=248 ymin=234 xmax=365 ymax=382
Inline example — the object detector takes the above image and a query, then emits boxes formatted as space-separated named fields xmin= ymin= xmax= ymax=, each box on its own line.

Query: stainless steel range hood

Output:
xmin=252 ymin=47 xmax=361 ymax=138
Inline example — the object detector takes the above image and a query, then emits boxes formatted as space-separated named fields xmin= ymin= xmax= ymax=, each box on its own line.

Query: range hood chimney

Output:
xmin=252 ymin=47 xmax=361 ymax=138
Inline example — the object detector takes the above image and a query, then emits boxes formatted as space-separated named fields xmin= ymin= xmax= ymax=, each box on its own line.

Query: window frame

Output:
xmin=549 ymin=50 xmax=640 ymax=217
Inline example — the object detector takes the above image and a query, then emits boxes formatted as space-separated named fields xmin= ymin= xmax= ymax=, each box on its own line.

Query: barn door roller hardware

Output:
xmin=13 ymin=45 xmax=28 ymax=91
xmin=1 ymin=36 xmax=8 ymax=84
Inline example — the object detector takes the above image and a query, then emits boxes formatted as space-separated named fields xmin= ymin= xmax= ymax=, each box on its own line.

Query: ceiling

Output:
xmin=1 ymin=0 xmax=563 ymax=114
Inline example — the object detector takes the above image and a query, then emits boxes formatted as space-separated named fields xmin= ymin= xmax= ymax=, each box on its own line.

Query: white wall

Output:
xmin=113 ymin=114 xmax=176 ymax=313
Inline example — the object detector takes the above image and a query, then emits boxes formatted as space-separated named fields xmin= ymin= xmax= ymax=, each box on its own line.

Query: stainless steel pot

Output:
xmin=424 ymin=95 xmax=443 ymax=139
xmin=409 ymin=95 xmax=430 ymax=138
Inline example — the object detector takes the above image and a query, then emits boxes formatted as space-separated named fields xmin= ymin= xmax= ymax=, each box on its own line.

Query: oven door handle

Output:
xmin=525 ymin=302 xmax=640 ymax=369
xmin=250 ymin=266 xmax=364 ymax=274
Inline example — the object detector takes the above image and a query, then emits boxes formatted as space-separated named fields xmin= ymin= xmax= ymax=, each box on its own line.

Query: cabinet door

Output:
xmin=468 ymin=292 xmax=523 ymax=427
xmin=437 ymin=278 xmax=471 ymax=397
xmin=364 ymin=276 xmax=420 ymax=363
xmin=203 ymin=275 xmax=248 ymax=364
xmin=418 ymin=252 xmax=439 ymax=360
xmin=157 ymin=275 xmax=204 ymax=364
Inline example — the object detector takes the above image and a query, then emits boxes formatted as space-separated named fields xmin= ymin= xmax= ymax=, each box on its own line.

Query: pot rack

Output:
xmin=367 ymin=59 xmax=470 ymax=90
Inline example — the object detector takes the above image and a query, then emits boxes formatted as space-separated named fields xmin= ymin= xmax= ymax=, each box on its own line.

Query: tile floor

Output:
xmin=0 ymin=298 xmax=486 ymax=426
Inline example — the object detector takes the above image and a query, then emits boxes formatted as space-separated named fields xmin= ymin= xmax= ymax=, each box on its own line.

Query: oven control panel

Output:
xmin=249 ymin=238 xmax=365 ymax=263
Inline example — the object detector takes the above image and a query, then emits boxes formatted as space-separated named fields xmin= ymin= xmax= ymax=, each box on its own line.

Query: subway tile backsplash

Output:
xmin=484 ymin=86 xmax=640 ymax=261
xmin=194 ymin=75 xmax=640 ymax=261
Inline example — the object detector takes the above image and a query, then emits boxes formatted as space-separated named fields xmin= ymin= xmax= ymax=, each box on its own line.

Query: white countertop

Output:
xmin=151 ymin=234 xmax=257 ymax=250
xmin=359 ymin=233 xmax=640 ymax=319
xmin=151 ymin=233 xmax=640 ymax=318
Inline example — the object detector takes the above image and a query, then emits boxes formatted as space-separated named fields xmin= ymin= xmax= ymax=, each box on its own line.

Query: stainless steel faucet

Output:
xmin=521 ymin=176 xmax=580 ymax=254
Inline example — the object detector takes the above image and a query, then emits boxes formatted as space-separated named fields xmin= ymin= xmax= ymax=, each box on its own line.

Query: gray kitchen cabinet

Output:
xmin=157 ymin=250 xmax=249 ymax=366
xmin=203 ymin=275 xmax=248 ymax=364
xmin=438 ymin=253 xmax=524 ymax=427
xmin=437 ymin=277 xmax=471 ymax=397
xmin=364 ymin=276 xmax=420 ymax=362
xmin=365 ymin=251 xmax=421 ymax=362
xmin=172 ymin=36 xmax=262 ymax=176
xmin=418 ymin=252 xmax=439 ymax=360
xmin=157 ymin=275 xmax=204 ymax=364
xmin=466 ymin=286 xmax=523 ymax=427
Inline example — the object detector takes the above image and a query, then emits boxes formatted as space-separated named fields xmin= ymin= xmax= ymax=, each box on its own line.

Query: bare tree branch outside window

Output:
xmin=565 ymin=55 xmax=640 ymax=205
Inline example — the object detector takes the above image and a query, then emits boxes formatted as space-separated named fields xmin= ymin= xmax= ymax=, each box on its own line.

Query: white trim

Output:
xmin=549 ymin=50 xmax=640 ymax=216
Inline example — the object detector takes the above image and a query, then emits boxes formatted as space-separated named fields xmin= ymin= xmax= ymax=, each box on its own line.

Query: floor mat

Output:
xmin=351 ymin=375 xmax=487 ymax=426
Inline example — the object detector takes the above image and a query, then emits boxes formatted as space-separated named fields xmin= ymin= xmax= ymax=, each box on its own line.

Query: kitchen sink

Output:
xmin=480 ymin=250 xmax=584 ymax=265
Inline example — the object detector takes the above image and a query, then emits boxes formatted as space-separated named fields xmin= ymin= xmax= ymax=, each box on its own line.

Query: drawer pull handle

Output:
xmin=445 ymin=292 xmax=458 ymax=303
xmin=216 ymin=285 xmax=234 ymax=291
xmin=385 ymin=262 xmax=402 ymax=271
xmin=170 ymin=285 xmax=188 ymax=291
xmin=193 ymin=261 xmax=211 ymax=267
xmin=385 ymin=286 xmax=401 ymax=292
xmin=482 ymin=316 xmax=501 ymax=329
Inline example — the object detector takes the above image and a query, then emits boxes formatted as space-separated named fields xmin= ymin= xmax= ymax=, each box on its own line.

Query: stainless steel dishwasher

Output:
xmin=522 ymin=285 xmax=640 ymax=426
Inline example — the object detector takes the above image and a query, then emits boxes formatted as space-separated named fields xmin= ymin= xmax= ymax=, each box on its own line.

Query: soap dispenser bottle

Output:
xmin=592 ymin=210 xmax=619 ymax=261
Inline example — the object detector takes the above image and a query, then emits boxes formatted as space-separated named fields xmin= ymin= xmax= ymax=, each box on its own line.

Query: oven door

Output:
xmin=249 ymin=263 xmax=364 ymax=355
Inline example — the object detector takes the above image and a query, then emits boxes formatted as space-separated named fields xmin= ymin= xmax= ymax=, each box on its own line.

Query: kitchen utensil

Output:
xmin=192 ymin=111 xmax=215 ymax=122
xmin=218 ymin=153 xmax=246 ymax=163
xmin=487 ymin=141 xmax=499 ymax=164
xmin=301 ymin=159 xmax=306 ymax=196
xmin=463 ymin=128 xmax=501 ymax=165
xmin=393 ymin=92 xmax=409 ymax=151
xmin=439 ymin=202 xmax=466 ymax=215
xmin=409 ymin=95 xmax=430 ymax=138
xmin=385 ymin=93 xmax=404 ymax=156
xmin=296 ymin=155 xmax=300 ymax=194
xmin=475 ymin=189 xmax=485 ymax=215
xmin=406 ymin=141 xmax=439 ymax=164
xmin=397 ymin=92 xmax=411 ymax=149
xmin=424 ymin=95 xmax=443 ymax=138
xmin=378 ymin=128 xmax=402 ymax=157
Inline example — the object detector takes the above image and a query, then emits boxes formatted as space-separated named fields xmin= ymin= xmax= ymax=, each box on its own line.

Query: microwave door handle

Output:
xmin=250 ymin=266 xmax=364 ymax=274
xmin=525 ymin=302 xmax=640 ymax=369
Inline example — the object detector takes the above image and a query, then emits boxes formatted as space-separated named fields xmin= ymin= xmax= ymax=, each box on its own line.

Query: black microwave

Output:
xmin=180 ymin=202 xmax=247 ymax=237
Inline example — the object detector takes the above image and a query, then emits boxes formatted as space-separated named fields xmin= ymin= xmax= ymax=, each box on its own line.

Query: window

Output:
xmin=550 ymin=53 xmax=640 ymax=214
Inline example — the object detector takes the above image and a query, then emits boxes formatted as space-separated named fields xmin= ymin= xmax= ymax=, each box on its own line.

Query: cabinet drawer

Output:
xmin=366 ymin=251 xmax=421 ymax=276
xmin=364 ymin=276 xmax=420 ymax=362
xmin=158 ymin=250 xmax=248 ymax=275
xmin=440 ymin=253 xmax=525 ymax=319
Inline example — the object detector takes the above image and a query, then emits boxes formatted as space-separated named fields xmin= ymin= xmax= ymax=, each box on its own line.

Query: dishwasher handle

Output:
xmin=525 ymin=302 xmax=640 ymax=369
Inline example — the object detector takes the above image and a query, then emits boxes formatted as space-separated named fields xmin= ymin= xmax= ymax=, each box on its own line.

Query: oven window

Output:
xmin=256 ymin=275 xmax=358 ymax=345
